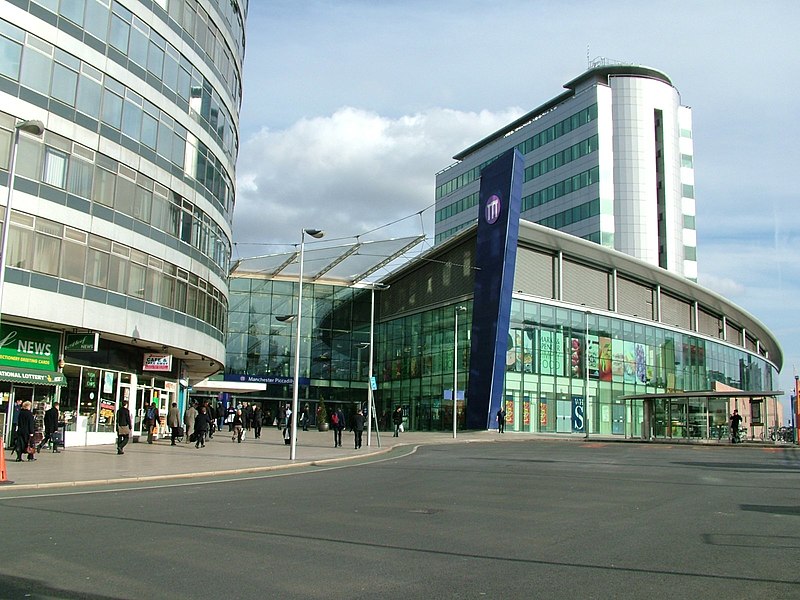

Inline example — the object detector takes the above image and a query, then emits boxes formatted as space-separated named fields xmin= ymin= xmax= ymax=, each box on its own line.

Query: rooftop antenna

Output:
xmin=587 ymin=44 xmax=590 ymax=68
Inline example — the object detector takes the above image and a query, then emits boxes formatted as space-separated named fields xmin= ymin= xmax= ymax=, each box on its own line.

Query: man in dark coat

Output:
xmin=116 ymin=399 xmax=132 ymax=455
xmin=352 ymin=408 xmax=365 ymax=449
xmin=331 ymin=407 xmax=346 ymax=448
xmin=194 ymin=405 xmax=211 ymax=448
xmin=15 ymin=401 xmax=36 ymax=462
xmin=37 ymin=402 xmax=60 ymax=453
xmin=144 ymin=401 xmax=160 ymax=443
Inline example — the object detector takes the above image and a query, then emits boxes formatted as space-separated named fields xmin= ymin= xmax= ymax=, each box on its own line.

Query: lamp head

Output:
xmin=17 ymin=119 xmax=44 ymax=136
xmin=304 ymin=229 xmax=324 ymax=239
xmin=275 ymin=315 xmax=296 ymax=323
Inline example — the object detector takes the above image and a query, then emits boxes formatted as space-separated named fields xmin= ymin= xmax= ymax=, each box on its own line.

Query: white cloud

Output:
xmin=233 ymin=106 xmax=524 ymax=254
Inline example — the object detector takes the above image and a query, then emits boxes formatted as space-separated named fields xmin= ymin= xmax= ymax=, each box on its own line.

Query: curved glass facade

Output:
xmin=0 ymin=0 xmax=245 ymax=446
xmin=375 ymin=299 xmax=777 ymax=438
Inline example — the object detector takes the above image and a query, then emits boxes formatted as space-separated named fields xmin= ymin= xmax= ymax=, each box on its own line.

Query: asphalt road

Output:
xmin=0 ymin=440 xmax=798 ymax=599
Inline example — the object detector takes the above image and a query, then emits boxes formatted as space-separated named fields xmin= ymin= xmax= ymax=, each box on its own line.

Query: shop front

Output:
xmin=0 ymin=324 xmax=66 ymax=444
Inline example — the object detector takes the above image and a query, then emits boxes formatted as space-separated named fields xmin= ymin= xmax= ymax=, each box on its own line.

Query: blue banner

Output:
xmin=465 ymin=148 xmax=524 ymax=429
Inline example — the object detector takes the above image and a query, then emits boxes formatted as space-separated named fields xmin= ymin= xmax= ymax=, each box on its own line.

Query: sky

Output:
xmin=233 ymin=0 xmax=800 ymax=418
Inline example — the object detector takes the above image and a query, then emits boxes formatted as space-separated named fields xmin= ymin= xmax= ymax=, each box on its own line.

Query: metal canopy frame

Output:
xmin=230 ymin=235 xmax=426 ymax=286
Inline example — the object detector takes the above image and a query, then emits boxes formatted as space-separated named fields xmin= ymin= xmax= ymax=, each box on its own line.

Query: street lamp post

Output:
xmin=287 ymin=228 xmax=323 ymax=460
xmin=0 ymin=119 xmax=45 ymax=321
xmin=366 ymin=283 xmax=389 ymax=447
xmin=453 ymin=306 xmax=467 ymax=438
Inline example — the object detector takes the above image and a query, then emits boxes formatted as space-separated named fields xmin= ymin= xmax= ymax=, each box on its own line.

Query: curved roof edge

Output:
xmin=515 ymin=220 xmax=783 ymax=371
xmin=452 ymin=65 xmax=672 ymax=162
xmin=563 ymin=64 xmax=672 ymax=90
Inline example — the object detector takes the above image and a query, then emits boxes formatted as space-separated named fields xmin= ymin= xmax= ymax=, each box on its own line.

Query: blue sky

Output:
xmin=234 ymin=0 xmax=800 ymax=418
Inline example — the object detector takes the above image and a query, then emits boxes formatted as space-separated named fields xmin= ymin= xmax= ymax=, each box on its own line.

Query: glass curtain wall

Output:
xmin=377 ymin=298 xmax=777 ymax=436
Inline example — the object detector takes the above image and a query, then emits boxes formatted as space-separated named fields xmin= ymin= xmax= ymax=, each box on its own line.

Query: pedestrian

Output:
xmin=301 ymin=403 xmax=310 ymax=431
xmin=116 ymin=399 xmax=132 ymax=455
xmin=244 ymin=402 xmax=253 ymax=432
xmin=225 ymin=404 xmax=236 ymax=432
xmin=37 ymin=401 xmax=60 ymax=453
xmin=277 ymin=405 xmax=286 ymax=429
xmin=496 ymin=407 xmax=506 ymax=433
xmin=183 ymin=401 xmax=198 ymax=444
xmin=392 ymin=406 xmax=403 ymax=437
xmin=232 ymin=409 xmax=244 ymax=443
xmin=331 ymin=406 xmax=345 ymax=447
xmin=252 ymin=404 xmax=262 ymax=439
xmin=167 ymin=402 xmax=181 ymax=445
xmin=730 ymin=409 xmax=743 ymax=443
xmin=15 ymin=400 xmax=36 ymax=462
xmin=352 ymin=408 xmax=365 ymax=449
xmin=207 ymin=402 xmax=217 ymax=438
xmin=194 ymin=405 xmax=211 ymax=448
xmin=8 ymin=398 xmax=21 ymax=450
xmin=144 ymin=401 xmax=159 ymax=443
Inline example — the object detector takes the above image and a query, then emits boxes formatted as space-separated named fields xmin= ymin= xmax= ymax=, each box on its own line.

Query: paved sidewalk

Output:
xmin=2 ymin=429 xmax=784 ymax=490
xmin=0 ymin=428 xmax=497 ymax=490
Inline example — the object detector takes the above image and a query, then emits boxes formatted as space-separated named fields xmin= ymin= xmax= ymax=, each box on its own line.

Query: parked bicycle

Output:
xmin=769 ymin=426 xmax=794 ymax=442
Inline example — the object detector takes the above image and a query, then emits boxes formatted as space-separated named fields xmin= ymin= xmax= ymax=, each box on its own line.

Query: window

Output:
xmin=92 ymin=164 xmax=116 ymax=207
xmin=681 ymin=184 xmax=695 ymax=199
xmin=108 ymin=244 xmax=129 ymax=293
xmin=67 ymin=154 xmax=94 ymax=198
xmin=43 ymin=148 xmax=68 ymax=188
xmin=101 ymin=89 xmax=123 ymax=129
xmin=59 ymin=0 xmax=86 ymax=26
xmin=84 ymin=0 xmax=111 ymax=42
xmin=51 ymin=62 xmax=79 ymax=106
xmin=0 ymin=35 xmax=22 ymax=81
xmin=109 ymin=10 xmax=130 ymax=53
xmin=7 ymin=213 xmax=34 ymax=269
xmin=681 ymin=154 xmax=693 ymax=168
xmin=20 ymin=46 xmax=52 ymax=94
xmin=33 ymin=219 xmax=63 ymax=276
xmin=61 ymin=228 xmax=87 ymax=283
xmin=86 ymin=236 xmax=110 ymax=288
xmin=76 ymin=68 xmax=103 ymax=116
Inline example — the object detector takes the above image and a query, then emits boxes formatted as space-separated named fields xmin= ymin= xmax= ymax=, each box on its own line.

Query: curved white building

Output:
xmin=435 ymin=62 xmax=697 ymax=280
xmin=0 ymin=0 xmax=246 ymax=445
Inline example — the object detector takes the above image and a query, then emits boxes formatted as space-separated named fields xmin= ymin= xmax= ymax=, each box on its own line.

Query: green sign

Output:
xmin=65 ymin=332 xmax=99 ymax=352
xmin=0 ymin=324 xmax=59 ymax=371
xmin=0 ymin=365 xmax=66 ymax=386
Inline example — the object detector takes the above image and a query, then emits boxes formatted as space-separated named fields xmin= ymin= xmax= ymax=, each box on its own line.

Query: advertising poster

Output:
xmin=623 ymin=341 xmax=636 ymax=383
xmin=647 ymin=345 xmax=657 ymax=385
xmin=587 ymin=335 xmax=600 ymax=379
xmin=523 ymin=397 xmax=530 ymax=426
xmin=539 ymin=396 xmax=548 ymax=427
xmin=634 ymin=343 xmax=647 ymax=383
xmin=598 ymin=336 xmax=612 ymax=382
xmin=569 ymin=335 xmax=583 ymax=378
xmin=539 ymin=329 xmax=564 ymax=376
xmin=612 ymin=339 xmax=625 ymax=382
xmin=505 ymin=397 xmax=515 ymax=427
xmin=523 ymin=329 xmax=535 ymax=373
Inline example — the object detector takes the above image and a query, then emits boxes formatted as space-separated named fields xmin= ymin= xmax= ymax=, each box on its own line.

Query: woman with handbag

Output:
xmin=116 ymin=399 xmax=132 ymax=455
xmin=15 ymin=401 xmax=36 ymax=462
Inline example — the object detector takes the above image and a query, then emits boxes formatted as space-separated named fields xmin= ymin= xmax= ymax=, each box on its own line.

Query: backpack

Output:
xmin=146 ymin=407 xmax=155 ymax=420
xmin=331 ymin=412 xmax=339 ymax=425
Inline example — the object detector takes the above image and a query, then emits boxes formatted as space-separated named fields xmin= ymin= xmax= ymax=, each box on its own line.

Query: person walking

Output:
xmin=167 ymin=402 xmax=181 ymax=445
xmin=183 ymin=402 xmax=198 ymax=444
xmin=37 ymin=402 xmax=60 ymax=453
xmin=15 ymin=401 xmax=36 ymax=462
xmin=331 ymin=406 xmax=345 ymax=447
xmin=144 ymin=401 xmax=160 ymax=443
xmin=232 ymin=409 xmax=245 ymax=443
xmin=194 ymin=405 xmax=211 ymax=448
xmin=392 ymin=406 xmax=404 ymax=437
xmin=496 ymin=407 xmax=506 ymax=433
xmin=252 ymin=404 xmax=262 ymax=439
xmin=301 ymin=403 xmax=310 ymax=431
xmin=116 ymin=399 xmax=132 ymax=455
xmin=352 ymin=408 xmax=365 ymax=449
xmin=730 ymin=409 xmax=743 ymax=443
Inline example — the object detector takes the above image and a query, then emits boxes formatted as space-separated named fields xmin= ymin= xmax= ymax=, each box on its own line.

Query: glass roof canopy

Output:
xmin=230 ymin=235 xmax=426 ymax=286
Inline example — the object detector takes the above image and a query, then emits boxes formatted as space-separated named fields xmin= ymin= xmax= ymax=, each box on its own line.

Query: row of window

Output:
xmin=521 ymin=166 xmax=600 ymax=212
xmin=534 ymin=198 xmax=600 ymax=230
xmin=523 ymin=134 xmax=598 ymax=182
xmin=0 ymin=15 xmax=237 ymax=203
xmin=435 ymin=191 xmax=478 ymax=223
xmin=34 ymin=0 xmax=243 ymax=112
xmin=0 ymin=113 xmax=230 ymax=273
xmin=376 ymin=301 xmax=772 ymax=396
xmin=435 ymin=104 xmax=599 ymax=200
xmin=4 ymin=208 xmax=228 ymax=332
